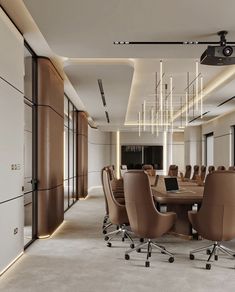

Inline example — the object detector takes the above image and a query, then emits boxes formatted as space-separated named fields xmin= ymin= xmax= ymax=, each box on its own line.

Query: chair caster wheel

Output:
xmin=168 ymin=257 xmax=174 ymax=263
xmin=140 ymin=238 xmax=144 ymax=243
xmin=206 ymin=249 xmax=211 ymax=255
xmin=137 ymin=248 xmax=141 ymax=253
xmin=206 ymin=263 xmax=211 ymax=270
xmin=215 ymin=255 xmax=218 ymax=261
xmin=130 ymin=243 xmax=135 ymax=249
xmin=148 ymin=252 xmax=151 ymax=257
xmin=104 ymin=236 xmax=109 ymax=241
xmin=107 ymin=242 xmax=112 ymax=247
xmin=233 ymin=254 xmax=235 ymax=257
xmin=125 ymin=254 xmax=130 ymax=260
xmin=161 ymin=251 xmax=166 ymax=254
xmin=145 ymin=261 xmax=150 ymax=267
xmin=103 ymin=230 xmax=107 ymax=235
xmin=122 ymin=237 xmax=125 ymax=242
xmin=190 ymin=254 xmax=195 ymax=260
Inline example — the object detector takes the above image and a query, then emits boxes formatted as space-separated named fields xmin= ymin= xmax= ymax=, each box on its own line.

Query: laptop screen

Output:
xmin=164 ymin=177 xmax=179 ymax=192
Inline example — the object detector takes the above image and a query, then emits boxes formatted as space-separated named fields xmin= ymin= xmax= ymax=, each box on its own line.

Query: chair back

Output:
xmin=124 ymin=171 xmax=167 ymax=238
xmin=184 ymin=165 xmax=192 ymax=179
xmin=168 ymin=165 xmax=178 ymax=177
xmin=142 ymin=164 xmax=153 ymax=170
xmin=191 ymin=165 xmax=199 ymax=180
xmin=217 ymin=165 xmax=226 ymax=171
xmin=102 ymin=168 xmax=128 ymax=225
xmin=195 ymin=171 xmax=235 ymax=241
xmin=208 ymin=165 xmax=215 ymax=173
xmin=228 ymin=166 xmax=235 ymax=171
xmin=200 ymin=165 xmax=207 ymax=181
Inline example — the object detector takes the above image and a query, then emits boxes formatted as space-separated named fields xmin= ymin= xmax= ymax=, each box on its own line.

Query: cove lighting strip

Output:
xmin=0 ymin=252 xmax=24 ymax=276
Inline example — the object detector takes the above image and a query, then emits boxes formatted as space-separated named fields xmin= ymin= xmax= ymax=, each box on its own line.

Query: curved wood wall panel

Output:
xmin=37 ymin=58 xmax=64 ymax=237
xmin=77 ymin=112 xmax=88 ymax=198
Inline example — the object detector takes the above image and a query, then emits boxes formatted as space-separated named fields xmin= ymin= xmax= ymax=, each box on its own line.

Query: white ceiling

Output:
xmin=21 ymin=0 xmax=235 ymax=131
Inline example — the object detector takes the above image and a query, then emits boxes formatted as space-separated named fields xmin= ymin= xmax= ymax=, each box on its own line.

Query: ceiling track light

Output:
xmin=98 ymin=79 xmax=107 ymax=107
xmin=105 ymin=111 xmax=110 ymax=123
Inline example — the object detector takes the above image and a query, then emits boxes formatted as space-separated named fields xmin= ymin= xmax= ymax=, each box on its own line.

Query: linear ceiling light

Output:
xmin=97 ymin=79 xmax=107 ymax=107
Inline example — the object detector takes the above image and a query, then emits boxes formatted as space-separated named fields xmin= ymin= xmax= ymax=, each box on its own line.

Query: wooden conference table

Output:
xmin=151 ymin=176 xmax=204 ymax=239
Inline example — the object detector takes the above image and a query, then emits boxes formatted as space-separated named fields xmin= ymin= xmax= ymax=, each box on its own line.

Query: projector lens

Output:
xmin=223 ymin=46 xmax=233 ymax=57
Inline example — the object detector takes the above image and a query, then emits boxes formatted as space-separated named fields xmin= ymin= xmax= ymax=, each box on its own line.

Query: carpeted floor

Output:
xmin=0 ymin=187 xmax=235 ymax=292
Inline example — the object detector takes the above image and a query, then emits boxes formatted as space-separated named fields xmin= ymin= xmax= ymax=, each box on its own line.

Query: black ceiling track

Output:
xmin=217 ymin=96 xmax=235 ymax=107
xmin=113 ymin=32 xmax=235 ymax=46
xmin=97 ymin=79 xmax=107 ymax=107
xmin=189 ymin=111 xmax=210 ymax=123
xmin=105 ymin=111 xmax=110 ymax=123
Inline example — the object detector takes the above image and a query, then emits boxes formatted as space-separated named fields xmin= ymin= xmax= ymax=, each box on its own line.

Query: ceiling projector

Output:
xmin=200 ymin=31 xmax=235 ymax=65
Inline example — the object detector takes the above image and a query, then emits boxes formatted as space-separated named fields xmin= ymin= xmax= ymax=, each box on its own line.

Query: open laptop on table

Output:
xmin=164 ymin=177 xmax=186 ymax=193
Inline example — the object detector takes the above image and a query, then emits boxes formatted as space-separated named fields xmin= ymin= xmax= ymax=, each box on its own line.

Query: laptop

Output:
xmin=164 ymin=177 xmax=185 ymax=193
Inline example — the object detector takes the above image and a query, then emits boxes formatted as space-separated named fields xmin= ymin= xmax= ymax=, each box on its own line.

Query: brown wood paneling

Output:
xmin=37 ymin=57 xmax=64 ymax=237
xmin=37 ymin=58 xmax=64 ymax=117
xmin=37 ymin=186 xmax=64 ymax=236
xmin=38 ymin=106 xmax=64 ymax=190
xmin=77 ymin=111 xmax=88 ymax=198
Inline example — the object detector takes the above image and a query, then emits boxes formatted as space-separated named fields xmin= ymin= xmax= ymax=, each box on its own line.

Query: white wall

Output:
xmin=202 ymin=110 xmax=235 ymax=168
xmin=88 ymin=127 xmax=111 ymax=190
xmin=184 ymin=126 xmax=202 ymax=166
xmin=0 ymin=8 xmax=24 ymax=274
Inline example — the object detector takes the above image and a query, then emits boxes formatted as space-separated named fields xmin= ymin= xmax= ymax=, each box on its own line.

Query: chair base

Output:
xmin=104 ymin=224 xmax=134 ymax=248
xmin=189 ymin=241 xmax=235 ymax=269
xmin=125 ymin=239 xmax=174 ymax=267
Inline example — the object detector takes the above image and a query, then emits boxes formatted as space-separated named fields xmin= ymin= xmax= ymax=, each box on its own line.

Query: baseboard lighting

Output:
xmin=38 ymin=235 xmax=50 ymax=239
xmin=0 ymin=252 xmax=24 ymax=276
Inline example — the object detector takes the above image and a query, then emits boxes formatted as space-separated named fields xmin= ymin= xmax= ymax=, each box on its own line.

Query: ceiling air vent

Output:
xmin=97 ymin=79 xmax=106 ymax=107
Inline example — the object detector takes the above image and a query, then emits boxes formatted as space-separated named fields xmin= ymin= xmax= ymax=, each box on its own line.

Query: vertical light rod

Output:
xmin=160 ymin=60 xmax=163 ymax=126
xmin=185 ymin=91 xmax=188 ymax=126
xmin=151 ymin=107 xmax=154 ymax=134
xmin=200 ymin=76 xmax=203 ymax=118
xmin=138 ymin=112 xmax=141 ymax=137
xmin=195 ymin=61 xmax=199 ymax=111
xmin=116 ymin=131 xmax=120 ymax=179
xmin=143 ymin=100 xmax=146 ymax=131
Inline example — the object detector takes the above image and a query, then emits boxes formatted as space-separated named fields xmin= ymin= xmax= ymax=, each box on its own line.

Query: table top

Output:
xmin=151 ymin=176 xmax=204 ymax=205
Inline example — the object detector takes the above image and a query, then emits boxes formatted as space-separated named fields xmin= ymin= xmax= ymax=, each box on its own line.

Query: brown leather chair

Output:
xmin=168 ymin=165 xmax=178 ymax=177
xmin=228 ymin=166 xmax=235 ymax=171
xmin=191 ymin=165 xmax=199 ymax=180
xmin=123 ymin=171 xmax=177 ymax=267
xmin=102 ymin=168 xmax=134 ymax=248
xmin=142 ymin=164 xmax=156 ymax=176
xmin=208 ymin=165 xmax=215 ymax=173
xmin=188 ymin=171 xmax=235 ymax=270
xmin=180 ymin=165 xmax=191 ymax=181
xmin=217 ymin=165 xmax=226 ymax=171
xmin=101 ymin=167 xmax=125 ymax=235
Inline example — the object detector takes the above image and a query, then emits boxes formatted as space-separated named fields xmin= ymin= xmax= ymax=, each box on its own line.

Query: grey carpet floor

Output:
xmin=1 ymin=187 xmax=235 ymax=292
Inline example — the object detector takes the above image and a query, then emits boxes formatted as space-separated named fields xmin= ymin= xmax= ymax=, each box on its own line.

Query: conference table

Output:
xmin=151 ymin=176 xmax=204 ymax=239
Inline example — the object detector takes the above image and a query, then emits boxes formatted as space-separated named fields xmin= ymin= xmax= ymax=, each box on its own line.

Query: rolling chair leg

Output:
xmin=105 ymin=224 xmax=134 ymax=248
xmin=189 ymin=241 xmax=235 ymax=270
xmin=125 ymin=239 xmax=174 ymax=267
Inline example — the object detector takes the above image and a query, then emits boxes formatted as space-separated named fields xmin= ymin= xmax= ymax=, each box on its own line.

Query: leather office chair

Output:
xmin=191 ymin=165 xmax=199 ymax=180
xmin=168 ymin=165 xmax=178 ymax=177
xmin=188 ymin=171 xmax=235 ymax=270
xmin=180 ymin=165 xmax=191 ymax=181
xmin=123 ymin=171 xmax=177 ymax=267
xmin=217 ymin=165 xmax=226 ymax=171
xmin=101 ymin=167 xmax=125 ymax=235
xmin=200 ymin=165 xmax=207 ymax=181
xmin=102 ymin=168 xmax=134 ymax=248
xmin=208 ymin=165 xmax=215 ymax=173
xmin=228 ymin=166 xmax=235 ymax=171
xmin=142 ymin=164 xmax=156 ymax=177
